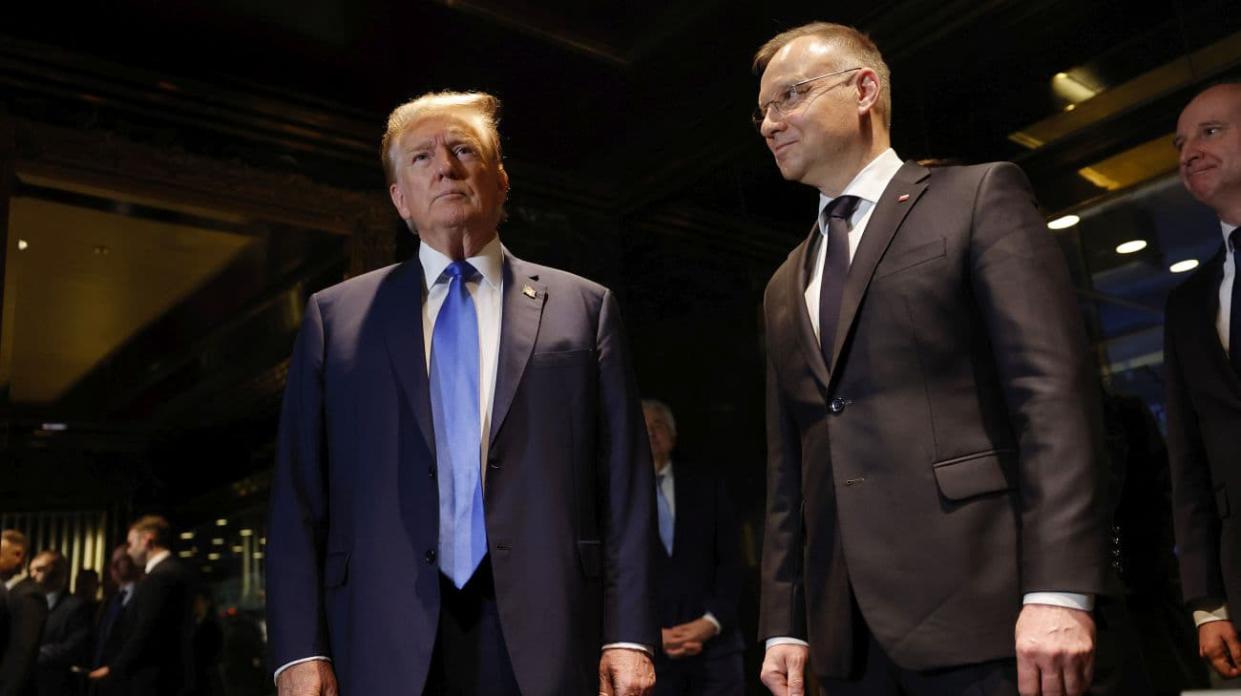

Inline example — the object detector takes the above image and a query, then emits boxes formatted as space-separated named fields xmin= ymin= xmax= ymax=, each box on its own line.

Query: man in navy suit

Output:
xmin=643 ymin=400 xmax=744 ymax=696
xmin=268 ymin=90 xmax=658 ymax=696
xmin=1167 ymin=81 xmax=1241 ymax=682
xmin=30 ymin=550 xmax=92 ymax=696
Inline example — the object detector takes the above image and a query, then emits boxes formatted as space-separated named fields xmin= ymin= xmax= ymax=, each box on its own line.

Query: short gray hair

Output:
xmin=641 ymin=399 xmax=677 ymax=438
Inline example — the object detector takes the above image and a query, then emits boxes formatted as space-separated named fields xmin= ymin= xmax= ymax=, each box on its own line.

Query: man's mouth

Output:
xmin=771 ymin=141 xmax=797 ymax=157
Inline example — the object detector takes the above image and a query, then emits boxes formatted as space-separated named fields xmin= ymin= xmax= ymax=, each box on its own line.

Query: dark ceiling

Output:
xmin=3 ymin=0 xmax=1240 ymax=513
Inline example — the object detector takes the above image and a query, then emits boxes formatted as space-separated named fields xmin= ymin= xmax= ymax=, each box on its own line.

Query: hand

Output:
xmin=598 ymin=648 xmax=655 ymax=696
xmin=1015 ymin=604 xmax=1095 ymax=696
xmin=760 ymin=643 xmax=809 ymax=696
xmin=662 ymin=618 xmax=716 ymax=658
xmin=277 ymin=660 xmax=339 ymax=696
xmin=1198 ymin=620 xmax=1241 ymax=679
xmin=87 ymin=666 xmax=109 ymax=681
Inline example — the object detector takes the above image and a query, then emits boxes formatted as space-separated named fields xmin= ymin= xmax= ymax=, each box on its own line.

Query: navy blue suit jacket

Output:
xmin=267 ymin=246 xmax=659 ymax=694
xmin=653 ymin=463 xmax=744 ymax=657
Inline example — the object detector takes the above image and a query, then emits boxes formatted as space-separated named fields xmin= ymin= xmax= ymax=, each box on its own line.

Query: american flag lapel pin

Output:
xmin=898 ymin=193 xmax=910 ymax=202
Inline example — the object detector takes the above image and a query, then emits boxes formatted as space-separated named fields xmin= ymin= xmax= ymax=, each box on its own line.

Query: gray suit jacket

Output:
xmin=760 ymin=161 xmax=1109 ymax=676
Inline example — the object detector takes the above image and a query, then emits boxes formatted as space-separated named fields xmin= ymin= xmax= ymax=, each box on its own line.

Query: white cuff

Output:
xmin=273 ymin=656 xmax=331 ymax=685
xmin=1192 ymin=602 xmax=1230 ymax=627
xmin=765 ymin=637 xmax=810 ymax=651
xmin=1022 ymin=592 xmax=1093 ymax=612
xmin=701 ymin=612 xmax=722 ymax=636
xmin=602 ymin=642 xmax=653 ymax=655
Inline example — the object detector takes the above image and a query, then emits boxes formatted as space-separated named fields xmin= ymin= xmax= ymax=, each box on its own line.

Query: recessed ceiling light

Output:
xmin=1047 ymin=215 xmax=1080 ymax=230
xmin=216 ymin=518 xmax=227 ymax=526
xmin=179 ymin=532 xmax=194 ymax=540
xmin=17 ymin=240 xmax=28 ymax=251
xmin=1170 ymin=259 xmax=1199 ymax=273
xmin=1115 ymin=240 xmax=1148 ymax=254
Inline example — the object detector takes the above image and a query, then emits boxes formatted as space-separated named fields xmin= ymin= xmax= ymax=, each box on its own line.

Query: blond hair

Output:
xmin=753 ymin=22 xmax=892 ymax=129
xmin=381 ymin=91 xmax=503 ymax=184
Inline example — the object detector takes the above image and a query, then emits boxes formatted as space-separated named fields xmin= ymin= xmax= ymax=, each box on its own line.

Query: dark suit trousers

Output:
xmin=653 ymin=650 xmax=743 ymax=696
xmin=425 ymin=558 xmax=520 ymax=696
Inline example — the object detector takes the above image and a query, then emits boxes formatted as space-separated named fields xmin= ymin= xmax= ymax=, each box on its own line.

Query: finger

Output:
xmin=1223 ymin=632 xmax=1241 ymax=670
xmin=1041 ymin=663 xmax=1066 ymax=696
xmin=1063 ymin=659 xmax=1089 ymax=696
xmin=759 ymin=663 xmax=788 ymax=696
xmin=1016 ymin=654 xmax=1039 ymax=696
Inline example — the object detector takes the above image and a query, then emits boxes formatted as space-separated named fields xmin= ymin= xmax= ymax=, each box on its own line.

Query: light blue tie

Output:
xmin=656 ymin=471 xmax=674 ymax=555
xmin=430 ymin=261 xmax=487 ymax=588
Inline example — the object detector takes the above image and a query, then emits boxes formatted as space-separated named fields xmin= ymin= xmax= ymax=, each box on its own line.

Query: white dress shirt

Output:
xmin=1192 ymin=220 xmax=1237 ymax=629
xmin=144 ymin=549 xmax=170 ymax=574
xmin=770 ymin=149 xmax=1091 ymax=653
xmin=4 ymin=571 xmax=27 ymax=591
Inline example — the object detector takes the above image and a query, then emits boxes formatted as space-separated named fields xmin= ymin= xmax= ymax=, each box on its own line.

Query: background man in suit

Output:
xmin=753 ymin=22 xmax=1108 ymax=696
xmin=642 ymin=399 xmax=745 ymax=696
xmin=1167 ymin=81 xmax=1241 ymax=682
xmin=1 ymin=531 xmax=47 ymax=696
xmin=268 ymin=90 xmax=657 ymax=696
xmin=89 ymin=545 xmax=140 ymax=696
xmin=88 ymin=516 xmax=195 ymax=696
xmin=30 ymin=550 xmax=92 ymax=696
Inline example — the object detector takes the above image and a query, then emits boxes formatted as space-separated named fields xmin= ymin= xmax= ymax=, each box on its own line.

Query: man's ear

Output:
xmin=389 ymin=181 xmax=410 ymax=219
xmin=856 ymin=68 xmax=881 ymax=115
xmin=497 ymin=164 xmax=510 ymax=201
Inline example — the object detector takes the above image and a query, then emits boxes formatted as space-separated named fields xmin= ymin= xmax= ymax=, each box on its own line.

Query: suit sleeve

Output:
xmin=1163 ymin=293 xmax=1225 ymax=604
xmin=758 ymin=328 xmax=808 ymax=641
xmin=0 ymin=589 xmax=47 ymax=696
xmin=38 ymin=601 xmax=93 ymax=667
xmin=594 ymin=289 xmax=659 ymax=648
xmin=968 ymin=162 xmax=1108 ymax=596
xmin=266 ymin=294 xmax=333 ymax=668
xmin=704 ymin=474 xmax=743 ymax=635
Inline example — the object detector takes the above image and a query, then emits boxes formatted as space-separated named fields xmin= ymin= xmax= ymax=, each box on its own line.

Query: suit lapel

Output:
xmin=381 ymin=260 xmax=438 ymax=457
xmin=489 ymin=251 xmax=546 ymax=445
xmin=827 ymin=161 xmax=930 ymax=377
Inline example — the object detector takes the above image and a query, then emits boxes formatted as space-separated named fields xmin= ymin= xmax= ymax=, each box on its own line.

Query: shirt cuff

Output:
xmin=1022 ymin=592 xmax=1093 ymax=612
xmin=273 ymin=656 xmax=331 ymax=685
xmin=765 ymin=637 xmax=810 ymax=650
xmin=1190 ymin=601 xmax=1230 ymax=627
xmin=701 ymin=612 xmax=722 ymax=636
xmin=602 ymin=642 xmax=653 ymax=655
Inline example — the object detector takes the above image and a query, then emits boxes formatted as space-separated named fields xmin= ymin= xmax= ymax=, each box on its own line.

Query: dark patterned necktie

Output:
xmin=819 ymin=195 xmax=862 ymax=369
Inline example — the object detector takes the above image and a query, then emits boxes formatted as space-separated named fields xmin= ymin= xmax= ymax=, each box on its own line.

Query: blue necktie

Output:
xmin=656 ymin=471 xmax=674 ymax=555
xmin=430 ymin=261 xmax=487 ymax=588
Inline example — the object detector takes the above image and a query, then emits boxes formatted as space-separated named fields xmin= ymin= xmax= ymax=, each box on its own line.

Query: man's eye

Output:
xmin=412 ymin=152 xmax=429 ymax=163
xmin=779 ymin=86 xmax=800 ymax=107
xmin=454 ymin=145 xmax=476 ymax=157
xmin=1205 ymin=126 xmax=1220 ymax=136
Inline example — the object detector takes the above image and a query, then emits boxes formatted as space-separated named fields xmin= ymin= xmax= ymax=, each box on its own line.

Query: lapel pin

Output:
xmin=522 ymin=284 xmax=537 ymax=299
xmin=898 ymin=194 xmax=910 ymax=202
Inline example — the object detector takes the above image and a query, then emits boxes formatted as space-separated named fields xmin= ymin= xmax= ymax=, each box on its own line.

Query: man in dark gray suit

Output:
xmin=268 ymin=90 xmax=658 ymax=696
xmin=753 ymin=22 xmax=1109 ymax=696
xmin=1167 ymin=81 xmax=1241 ymax=682
xmin=1 ymin=530 xmax=46 ymax=696
xmin=31 ymin=550 xmax=92 ymax=696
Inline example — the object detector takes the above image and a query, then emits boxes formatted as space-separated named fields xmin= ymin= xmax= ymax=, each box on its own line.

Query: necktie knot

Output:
xmin=825 ymin=194 xmax=861 ymax=221
xmin=442 ymin=260 xmax=477 ymax=283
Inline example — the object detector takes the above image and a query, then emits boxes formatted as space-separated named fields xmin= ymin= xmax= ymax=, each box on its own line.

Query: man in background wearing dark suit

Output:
xmin=1167 ymin=81 xmax=1241 ymax=683
xmin=88 ymin=545 xmax=140 ymax=696
xmin=753 ymin=21 xmax=1108 ymax=696
xmin=88 ymin=516 xmax=195 ymax=696
xmin=1 ymin=530 xmax=46 ymax=696
xmin=643 ymin=400 xmax=745 ymax=696
xmin=31 ymin=550 xmax=91 ymax=696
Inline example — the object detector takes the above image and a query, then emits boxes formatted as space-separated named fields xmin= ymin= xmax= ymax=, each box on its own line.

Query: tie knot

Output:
xmin=442 ymin=260 xmax=477 ymax=282
xmin=825 ymin=195 xmax=861 ymax=221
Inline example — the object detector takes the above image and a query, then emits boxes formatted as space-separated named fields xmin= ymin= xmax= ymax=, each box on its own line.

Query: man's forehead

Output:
xmin=761 ymin=37 xmax=840 ymax=91
xmin=1180 ymin=86 xmax=1241 ymax=125
xmin=401 ymin=114 xmax=486 ymax=146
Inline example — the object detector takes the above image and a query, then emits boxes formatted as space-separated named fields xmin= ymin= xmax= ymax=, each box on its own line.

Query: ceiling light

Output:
xmin=17 ymin=240 xmax=28 ymax=250
xmin=212 ymin=538 xmax=224 ymax=546
xmin=207 ymin=553 xmax=220 ymax=561
xmin=1115 ymin=240 xmax=1148 ymax=254
xmin=239 ymin=529 xmax=253 ymax=537
xmin=1170 ymin=259 xmax=1199 ymax=273
xmin=215 ymin=519 xmax=227 ymax=526
xmin=179 ymin=532 xmax=194 ymax=540
xmin=1047 ymin=215 xmax=1080 ymax=230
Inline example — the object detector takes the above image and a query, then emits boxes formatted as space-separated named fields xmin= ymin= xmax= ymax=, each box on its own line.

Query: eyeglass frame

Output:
xmin=752 ymin=67 xmax=863 ymax=131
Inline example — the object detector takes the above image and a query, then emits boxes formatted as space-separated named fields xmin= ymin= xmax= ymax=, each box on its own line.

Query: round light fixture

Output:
xmin=1170 ymin=259 xmax=1200 ymax=273
xmin=1115 ymin=240 xmax=1148 ymax=254
xmin=1047 ymin=215 xmax=1080 ymax=230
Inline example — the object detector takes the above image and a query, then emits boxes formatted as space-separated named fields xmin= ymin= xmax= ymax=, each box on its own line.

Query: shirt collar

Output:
xmin=4 ymin=571 xmax=27 ymax=590
xmin=145 ymin=549 xmax=171 ymax=574
xmin=817 ymin=148 xmax=904 ymax=230
xmin=1223 ymin=220 xmax=1239 ymax=252
xmin=47 ymin=590 xmax=62 ymax=609
xmin=418 ymin=236 xmax=503 ymax=291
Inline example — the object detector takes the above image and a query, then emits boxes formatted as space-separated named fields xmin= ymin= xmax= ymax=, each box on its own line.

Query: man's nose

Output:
xmin=760 ymin=111 xmax=784 ymax=139
xmin=433 ymin=148 xmax=464 ymax=178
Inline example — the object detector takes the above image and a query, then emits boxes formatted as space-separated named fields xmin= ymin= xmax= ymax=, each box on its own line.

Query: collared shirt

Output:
xmin=118 ymin=582 xmax=134 ymax=606
xmin=1217 ymin=220 xmax=1238 ymax=351
xmin=46 ymin=590 xmax=62 ymax=610
xmin=145 ymin=549 xmax=170 ymax=575
xmin=419 ymin=236 xmax=504 ymax=485
xmin=4 ymin=572 xmax=28 ymax=591
xmin=654 ymin=461 xmax=722 ymax=637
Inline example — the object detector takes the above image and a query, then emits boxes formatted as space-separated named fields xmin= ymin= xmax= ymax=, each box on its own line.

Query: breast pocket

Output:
xmin=875 ymin=238 xmax=947 ymax=279
xmin=529 ymin=348 xmax=592 ymax=368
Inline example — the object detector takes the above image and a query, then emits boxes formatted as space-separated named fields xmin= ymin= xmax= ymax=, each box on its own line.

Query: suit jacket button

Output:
xmin=425 ymin=549 xmax=436 ymax=564
xmin=829 ymin=397 xmax=847 ymax=414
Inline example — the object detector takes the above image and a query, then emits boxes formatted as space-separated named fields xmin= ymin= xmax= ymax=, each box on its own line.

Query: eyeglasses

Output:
xmin=752 ymin=67 xmax=862 ymax=131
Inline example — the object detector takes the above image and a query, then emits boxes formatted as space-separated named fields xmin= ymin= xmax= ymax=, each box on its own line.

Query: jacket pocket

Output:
xmin=323 ymin=551 xmax=350 ymax=588
xmin=1217 ymin=486 xmax=1231 ymax=519
xmin=875 ymin=238 xmax=946 ymax=279
xmin=932 ymin=449 xmax=1016 ymax=501
xmin=577 ymin=539 xmax=602 ymax=578
xmin=530 ymin=349 xmax=592 ymax=367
